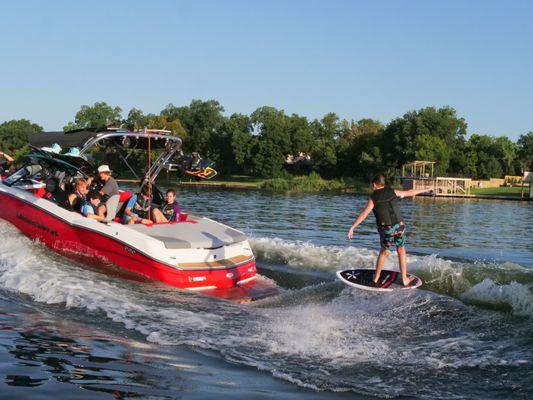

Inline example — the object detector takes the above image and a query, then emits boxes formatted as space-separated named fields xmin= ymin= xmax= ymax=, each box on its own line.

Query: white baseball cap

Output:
xmin=98 ymin=165 xmax=111 ymax=173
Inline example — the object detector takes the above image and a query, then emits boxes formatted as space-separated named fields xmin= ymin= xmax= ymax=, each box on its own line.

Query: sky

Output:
xmin=0 ymin=0 xmax=532 ymax=140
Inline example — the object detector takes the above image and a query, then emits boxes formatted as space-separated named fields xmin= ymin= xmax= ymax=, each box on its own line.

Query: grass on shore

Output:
xmin=470 ymin=186 xmax=528 ymax=197
xmin=177 ymin=174 xmax=265 ymax=187
xmin=260 ymin=173 xmax=356 ymax=192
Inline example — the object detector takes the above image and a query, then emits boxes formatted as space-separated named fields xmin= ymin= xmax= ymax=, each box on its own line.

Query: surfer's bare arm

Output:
xmin=347 ymin=199 xmax=374 ymax=240
xmin=394 ymin=188 xmax=432 ymax=198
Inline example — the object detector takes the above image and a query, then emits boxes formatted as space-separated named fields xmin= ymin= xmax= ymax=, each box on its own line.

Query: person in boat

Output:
xmin=161 ymin=188 xmax=181 ymax=222
xmin=123 ymin=185 xmax=167 ymax=225
xmin=68 ymin=178 xmax=89 ymax=212
xmin=0 ymin=150 xmax=14 ymax=178
xmin=347 ymin=174 xmax=432 ymax=287
xmin=95 ymin=165 xmax=120 ymax=221
xmin=43 ymin=176 xmax=70 ymax=210
xmin=80 ymin=191 xmax=105 ymax=221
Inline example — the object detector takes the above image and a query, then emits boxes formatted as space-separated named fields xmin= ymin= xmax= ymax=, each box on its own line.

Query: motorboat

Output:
xmin=0 ymin=128 xmax=276 ymax=301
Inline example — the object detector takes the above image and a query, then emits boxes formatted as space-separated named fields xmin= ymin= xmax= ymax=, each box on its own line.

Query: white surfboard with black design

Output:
xmin=336 ymin=269 xmax=422 ymax=292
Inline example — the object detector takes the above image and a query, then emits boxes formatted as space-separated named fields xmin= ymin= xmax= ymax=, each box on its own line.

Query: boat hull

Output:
xmin=0 ymin=190 xmax=258 ymax=292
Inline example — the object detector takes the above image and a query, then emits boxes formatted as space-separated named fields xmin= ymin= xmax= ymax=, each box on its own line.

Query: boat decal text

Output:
xmin=16 ymin=212 xmax=59 ymax=237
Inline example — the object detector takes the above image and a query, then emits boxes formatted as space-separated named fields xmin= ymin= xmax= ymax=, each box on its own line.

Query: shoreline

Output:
xmin=175 ymin=181 xmax=532 ymax=201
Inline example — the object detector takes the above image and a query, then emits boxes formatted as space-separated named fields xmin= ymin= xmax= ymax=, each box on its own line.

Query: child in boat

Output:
xmin=161 ymin=188 xmax=181 ymax=222
xmin=81 ymin=192 xmax=105 ymax=221
xmin=123 ymin=185 xmax=167 ymax=225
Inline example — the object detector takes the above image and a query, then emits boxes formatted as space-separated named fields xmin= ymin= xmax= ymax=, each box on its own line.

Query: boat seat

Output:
xmin=114 ymin=191 xmax=133 ymax=222
xmin=127 ymin=217 xmax=247 ymax=249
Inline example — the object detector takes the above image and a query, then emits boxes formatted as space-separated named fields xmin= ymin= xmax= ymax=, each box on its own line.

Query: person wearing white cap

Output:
xmin=97 ymin=165 xmax=120 ymax=221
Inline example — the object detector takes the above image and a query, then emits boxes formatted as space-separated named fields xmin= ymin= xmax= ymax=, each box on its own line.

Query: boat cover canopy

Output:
xmin=28 ymin=130 xmax=99 ymax=149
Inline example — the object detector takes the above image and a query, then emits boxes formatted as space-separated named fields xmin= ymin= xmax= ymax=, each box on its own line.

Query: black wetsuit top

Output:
xmin=371 ymin=187 xmax=402 ymax=227
xmin=132 ymin=195 xmax=151 ymax=219
xmin=72 ymin=192 xmax=88 ymax=213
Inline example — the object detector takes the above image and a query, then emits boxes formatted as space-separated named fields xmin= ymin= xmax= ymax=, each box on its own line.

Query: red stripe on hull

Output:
xmin=0 ymin=192 xmax=256 ymax=290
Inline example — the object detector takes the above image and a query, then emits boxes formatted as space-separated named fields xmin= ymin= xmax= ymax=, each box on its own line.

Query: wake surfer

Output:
xmin=347 ymin=175 xmax=432 ymax=287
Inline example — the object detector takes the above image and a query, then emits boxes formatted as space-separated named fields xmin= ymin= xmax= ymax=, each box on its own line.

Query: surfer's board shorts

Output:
xmin=377 ymin=223 xmax=406 ymax=251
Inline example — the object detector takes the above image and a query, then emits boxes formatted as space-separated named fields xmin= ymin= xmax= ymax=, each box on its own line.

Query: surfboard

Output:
xmin=336 ymin=269 xmax=422 ymax=292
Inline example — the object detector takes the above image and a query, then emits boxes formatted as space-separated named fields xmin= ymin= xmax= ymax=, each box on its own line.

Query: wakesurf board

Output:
xmin=336 ymin=269 xmax=422 ymax=292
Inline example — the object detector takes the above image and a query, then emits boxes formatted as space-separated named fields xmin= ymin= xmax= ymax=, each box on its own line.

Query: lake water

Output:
xmin=0 ymin=188 xmax=532 ymax=399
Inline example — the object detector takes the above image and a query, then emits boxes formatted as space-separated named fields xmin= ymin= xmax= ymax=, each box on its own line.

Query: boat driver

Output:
xmin=96 ymin=165 xmax=120 ymax=221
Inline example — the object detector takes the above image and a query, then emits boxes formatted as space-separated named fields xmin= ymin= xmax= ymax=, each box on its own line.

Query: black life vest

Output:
xmin=371 ymin=187 xmax=402 ymax=227
xmin=132 ymin=194 xmax=150 ymax=219
xmin=72 ymin=192 xmax=88 ymax=213
xmin=161 ymin=203 xmax=175 ymax=221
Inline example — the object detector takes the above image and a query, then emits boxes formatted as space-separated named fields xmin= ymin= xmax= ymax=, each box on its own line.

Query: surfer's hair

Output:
xmin=371 ymin=175 xmax=386 ymax=187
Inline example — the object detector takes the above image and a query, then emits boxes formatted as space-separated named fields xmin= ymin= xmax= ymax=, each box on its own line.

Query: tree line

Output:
xmin=1 ymin=100 xmax=532 ymax=180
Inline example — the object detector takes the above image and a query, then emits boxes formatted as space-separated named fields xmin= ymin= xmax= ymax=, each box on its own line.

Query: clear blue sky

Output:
xmin=0 ymin=0 xmax=531 ymax=140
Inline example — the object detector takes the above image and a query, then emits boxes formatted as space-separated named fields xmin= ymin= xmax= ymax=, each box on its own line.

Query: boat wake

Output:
xmin=0 ymin=221 xmax=532 ymax=398
xmin=250 ymin=236 xmax=533 ymax=318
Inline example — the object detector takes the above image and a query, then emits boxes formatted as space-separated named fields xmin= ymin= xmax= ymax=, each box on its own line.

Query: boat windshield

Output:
xmin=3 ymin=164 xmax=43 ymax=187
xmin=3 ymin=151 xmax=88 ymax=188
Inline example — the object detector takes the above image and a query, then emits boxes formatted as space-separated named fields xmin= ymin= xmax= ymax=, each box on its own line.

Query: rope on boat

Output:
xmin=146 ymin=128 xmax=152 ymax=200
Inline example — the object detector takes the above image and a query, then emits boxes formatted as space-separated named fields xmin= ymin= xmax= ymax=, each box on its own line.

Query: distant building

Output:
xmin=400 ymin=160 xmax=471 ymax=196
xmin=284 ymin=152 xmax=313 ymax=174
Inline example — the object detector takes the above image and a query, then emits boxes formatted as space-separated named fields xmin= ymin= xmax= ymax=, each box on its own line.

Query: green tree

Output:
xmin=250 ymin=106 xmax=290 ymax=177
xmin=287 ymin=114 xmax=314 ymax=155
xmin=0 ymin=119 xmax=43 ymax=158
xmin=381 ymin=106 xmax=467 ymax=176
xmin=223 ymin=113 xmax=255 ymax=173
xmin=124 ymin=108 xmax=187 ymax=137
xmin=338 ymin=118 xmax=384 ymax=178
xmin=145 ymin=114 xmax=187 ymax=137
xmin=449 ymin=136 xmax=477 ymax=177
xmin=467 ymin=134 xmax=509 ymax=179
xmin=310 ymin=113 xmax=340 ymax=177
xmin=124 ymin=108 xmax=147 ymax=131
xmin=415 ymin=134 xmax=451 ymax=175
xmin=478 ymin=156 xmax=503 ymax=179
xmin=252 ymin=138 xmax=285 ymax=178
xmin=162 ymin=100 xmax=225 ymax=155
xmin=493 ymin=136 xmax=518 ymax=175
xmin=64 ymin=102 xmax=123 ymax=131
xmin=517 ymin=131 xmax=533 ymax=170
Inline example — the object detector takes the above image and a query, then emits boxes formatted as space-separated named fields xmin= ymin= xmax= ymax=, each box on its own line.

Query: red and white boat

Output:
xmin=0 ymin=129 xmax=276 ymax=301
